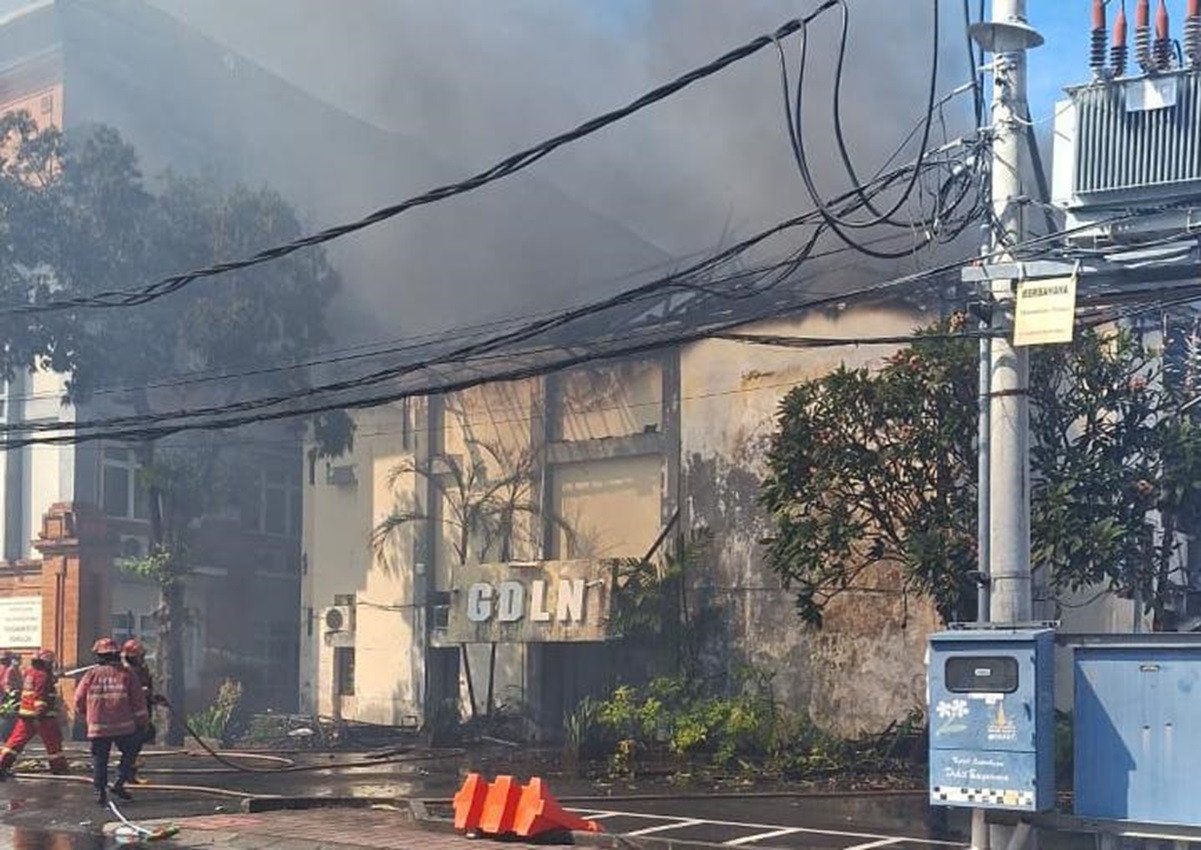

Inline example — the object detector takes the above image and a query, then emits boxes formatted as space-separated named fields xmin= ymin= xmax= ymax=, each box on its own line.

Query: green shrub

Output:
xmin=590 ymin=668 xmax=778 ymax=776
xmin=187 ymin=679 xmax=244 ymax=747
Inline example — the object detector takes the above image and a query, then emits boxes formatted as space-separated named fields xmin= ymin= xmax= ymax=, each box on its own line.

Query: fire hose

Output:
xmin=158 ymin=697 xmax=464 ymax=774
xmin=56 ymin=665 xmax=459 ymax=774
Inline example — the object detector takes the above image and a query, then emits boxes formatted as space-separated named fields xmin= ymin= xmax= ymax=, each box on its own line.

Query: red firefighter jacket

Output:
xmin=72 ymin=663 xmax=148 ymax=739
xmin=0 ymin=664 xmax=21 ymax=716
xmin=0 ymin=665 xmax=20 ymax=695
xmin=17 ymin=667 xmax=58 ymax=718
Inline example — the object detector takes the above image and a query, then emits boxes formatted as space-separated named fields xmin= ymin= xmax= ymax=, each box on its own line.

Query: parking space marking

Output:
xmin=567 ymin=806 xmax=967 ymax=848
xmin=626 ymin=818 xmax=704 ymax=836
xmin=724 ymin=827 xmax=804 ymax=846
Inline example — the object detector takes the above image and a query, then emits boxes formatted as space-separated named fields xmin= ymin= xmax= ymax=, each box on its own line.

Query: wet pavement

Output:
xmin=0 ymin=745 xmax=456 ymax=847
xmin=0 ymin=746 xmax=1103 ymax=849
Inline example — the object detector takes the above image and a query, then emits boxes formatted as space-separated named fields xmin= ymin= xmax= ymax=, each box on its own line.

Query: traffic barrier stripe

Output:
xmin=513 ymin=777 xmax=602 ymax=838
xmin=478 ymin=775 xmax=522 ymax=835
xmin=453 ymin=774 xmax=604 ymax=838
xmin=452 ymin=773 xmax=489 ymax=832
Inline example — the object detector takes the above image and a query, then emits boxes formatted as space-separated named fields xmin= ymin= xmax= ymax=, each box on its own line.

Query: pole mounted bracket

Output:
xmin=968 ymin=298 xmax=994 ymax=325
xmin=965 ymin=570 xmax=992 ymax=588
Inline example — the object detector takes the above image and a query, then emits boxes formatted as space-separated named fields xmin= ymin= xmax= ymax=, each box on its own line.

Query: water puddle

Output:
xmin=0 ymin=826 xmax=107 ymax=850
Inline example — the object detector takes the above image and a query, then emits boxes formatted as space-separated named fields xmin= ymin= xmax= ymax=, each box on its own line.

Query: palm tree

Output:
xmin=371 ymin=436 xmax=574 ymax=718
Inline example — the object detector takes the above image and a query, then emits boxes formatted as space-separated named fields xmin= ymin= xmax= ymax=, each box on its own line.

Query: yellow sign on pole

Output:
xmin=1013 ymin=272 xmax=1078 ymax=347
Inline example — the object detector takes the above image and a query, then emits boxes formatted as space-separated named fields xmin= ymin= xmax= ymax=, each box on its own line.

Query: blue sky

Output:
xmin=1026 ymin=2 xmax=1196 ymax=118
xmin=1027 ymin=3 xmax=1089 ymax=118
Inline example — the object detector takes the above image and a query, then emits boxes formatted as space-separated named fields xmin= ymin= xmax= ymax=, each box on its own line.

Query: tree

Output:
xmin=760 ymin=317 xmax=1201 ymax=630
xmin=372 ymin=436 xmax=571 ymax=570
xmin=0 ymin=117 xmax=351 ymax=742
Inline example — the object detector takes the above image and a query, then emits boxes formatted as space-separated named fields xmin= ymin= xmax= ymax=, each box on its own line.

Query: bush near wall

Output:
xmin=566 ymin=669 xmax=925 ymax=781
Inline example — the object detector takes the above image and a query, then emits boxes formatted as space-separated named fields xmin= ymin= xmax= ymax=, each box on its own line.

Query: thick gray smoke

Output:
xmin=144 ymin=0 xmax=971 ymax=340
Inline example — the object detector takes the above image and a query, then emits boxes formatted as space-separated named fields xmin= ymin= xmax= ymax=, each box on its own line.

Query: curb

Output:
xmin=241 ymin=795 xmax=403 ymax=813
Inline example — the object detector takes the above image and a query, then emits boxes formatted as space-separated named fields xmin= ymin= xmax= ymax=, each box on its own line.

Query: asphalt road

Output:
xmin=565 ymin=795 xmax=970 ymax=850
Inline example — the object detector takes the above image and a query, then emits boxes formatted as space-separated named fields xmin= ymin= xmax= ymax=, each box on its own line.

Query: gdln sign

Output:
xmin=445 ymin=560 xmax=613 ymax=644
xmin=466 ymin=579 xmax=587 ymax=625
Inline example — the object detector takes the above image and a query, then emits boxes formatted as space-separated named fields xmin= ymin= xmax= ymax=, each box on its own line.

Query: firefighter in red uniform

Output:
xmin=121 ymin=639 xmax=162 ymax=783
xmin=0 ymin=652 xmax=22 ymax=744
xmin=0 ymin=649 xmax=68 ymax=777
xmin=74 ymin=637 xmax=148 ymax=804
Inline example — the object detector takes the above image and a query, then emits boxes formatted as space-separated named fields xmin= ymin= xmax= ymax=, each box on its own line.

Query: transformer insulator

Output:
xmin=1186 ymin=17 xmax=1201 ymax=66
xmin=1091 ymin=28 xmax=1108 ymax=76
xmin=1136 ymin=25 xmax=1154 ymax=71
xmin=1111 ymin=44 xmax=1128 ymax=77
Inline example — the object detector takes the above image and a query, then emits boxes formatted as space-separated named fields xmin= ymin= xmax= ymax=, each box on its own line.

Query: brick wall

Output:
xmin=0 ymin=502 xmax=113 ymax=730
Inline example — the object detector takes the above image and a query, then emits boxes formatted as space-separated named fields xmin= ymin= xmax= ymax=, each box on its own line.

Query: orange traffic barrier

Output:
xmin=514 ymin=777 xmax=603 ymax=838
xmin=477 ymin=774 xmax=522 ymax=835
xmin=453 ymin=772 xmax=489 ymax=832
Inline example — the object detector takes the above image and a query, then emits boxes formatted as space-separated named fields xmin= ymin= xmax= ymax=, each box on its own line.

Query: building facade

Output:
xmin=301 ymin=304 xmax=949 ymax=738
xmin=0 ymin=0 xmax=669 ymax=713
xmin=0 ymin=0 xmax=307 ymax=709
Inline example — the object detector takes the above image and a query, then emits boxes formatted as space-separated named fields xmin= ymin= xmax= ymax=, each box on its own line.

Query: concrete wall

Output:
xmin=552 ymin=455 xmax=661 ymax=559
xmin=300 ymin=402 xmax=412 ymax=718
xmin=678 ymin=307 xmax=941 ymax=736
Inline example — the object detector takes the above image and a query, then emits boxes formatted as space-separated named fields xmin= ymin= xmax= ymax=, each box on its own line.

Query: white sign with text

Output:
xmin=0 ymin=596 xmax=42 ymax=648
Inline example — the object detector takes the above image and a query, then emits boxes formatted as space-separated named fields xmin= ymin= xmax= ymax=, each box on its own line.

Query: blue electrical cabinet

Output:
xmin=1074 ymin=639 xmax=1201 ymax=826
xmin=928 ymin=629 xmax=1055 ymax=812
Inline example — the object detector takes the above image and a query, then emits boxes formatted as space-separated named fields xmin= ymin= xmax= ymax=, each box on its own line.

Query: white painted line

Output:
xmin=626 ymin=818 xmax=703 ymax=836
xmin=567 ymin=806 xmax=966 ymax=848
xmin=724 ymin=827 xmax=803 ymax=846
xmin=579 ymin=812 xmax=620 ymax=820
xmin=843 ymin=840 xmax=905 ymax=850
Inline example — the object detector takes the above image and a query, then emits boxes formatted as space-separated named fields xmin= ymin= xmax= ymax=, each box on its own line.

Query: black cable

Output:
xmin=4 ymin=205 xmax=1152 ymax=449
xmin=825 ymin=0 xmax=942 ymax=227
xmin=780 ymin=0 xmax=942 ymax=246
xmin=0 ymin=2 xmax=842 ymax=318
xmin=1025 ymin=119 xmax=1061 ymax=237
xmin=2 ymin=217 xmax=1117 ymax=451
xmin=964 ymin=0 xmax=984 ymax=128
xmin=0 ymin=149 xmax=972 ymax=438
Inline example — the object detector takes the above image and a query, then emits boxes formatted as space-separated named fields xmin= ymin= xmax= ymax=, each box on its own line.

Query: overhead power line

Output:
xmin=0 ymin=1 xmax=842 ymax=317
xmin=0 ymin=140 xmax=978 ymax=440
xmin=3 ymin=201 xmax=1177 ymax=449
xmin=5 ymin=206 xmax=1156 ymax=451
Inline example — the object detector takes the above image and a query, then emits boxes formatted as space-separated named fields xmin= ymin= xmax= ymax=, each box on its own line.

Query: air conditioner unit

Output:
xmin=1052 ymin=69 xmax=1201 ymax=246
xmin=325 ymin=463 xmax=357 ymax=487
xmin=321 ymin=603 xmax=355 ymax=648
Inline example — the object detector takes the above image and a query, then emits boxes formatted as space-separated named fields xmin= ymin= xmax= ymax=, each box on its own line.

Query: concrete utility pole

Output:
xmin=969 ymin=3 xmax=1042 ymax=848
xmin=985 ymin=0 xmax=1037 ymax=628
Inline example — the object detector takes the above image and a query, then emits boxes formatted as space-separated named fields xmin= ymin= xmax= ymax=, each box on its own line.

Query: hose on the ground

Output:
xmin=108 ymin=798 xmax=181 ymax=844
xmin=163 ymin=699 xmax=464 ymax=774
xmin=9 ymin=770 xmax=265 ymax=799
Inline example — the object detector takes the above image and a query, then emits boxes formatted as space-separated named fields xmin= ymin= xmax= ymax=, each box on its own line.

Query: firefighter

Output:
xmin=121 ymin=639 xmax=162 ymax=783
xmin=0 ymin=649 xmax=68 ymax=777
xmin=73 ymin=638 xmax=148 ymax=805
xmin=0 ymin=652 xmax=21 ymax=744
